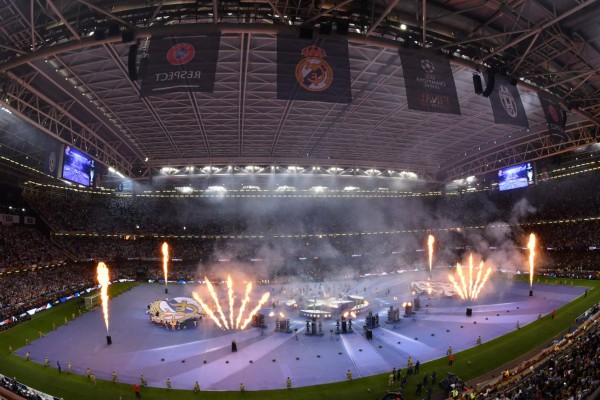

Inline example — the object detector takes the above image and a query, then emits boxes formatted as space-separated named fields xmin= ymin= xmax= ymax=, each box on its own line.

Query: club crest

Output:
xmin=295 ymin=45 xmax=334 ymax=92
xmin=149 ymin=297 xmax=202 ymax=323
xmin=498 ymin=85 xmax=519 ymax=118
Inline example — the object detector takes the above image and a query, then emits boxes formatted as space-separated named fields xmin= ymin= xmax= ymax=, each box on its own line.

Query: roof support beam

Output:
xmin=479 ymin=0 xmax=599 ymax=64
xmin=366 ymin=0 xmax=402 ymax=37
xmin=46 ymin=0 xmax=81 ymax=41
xmin=74 ymin=0 xmax=133 ymax=28
xmin=213 ymin=0 xmax=218 ymax=23
xmin=265 ymin=0 xmax=291 ymax=26
xmin=303 ymin=0 xmax=355 ymax=25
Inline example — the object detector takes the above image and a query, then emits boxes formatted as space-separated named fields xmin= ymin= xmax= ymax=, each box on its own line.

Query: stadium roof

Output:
xmin=0 ymin=0 xmax=599 ymax=183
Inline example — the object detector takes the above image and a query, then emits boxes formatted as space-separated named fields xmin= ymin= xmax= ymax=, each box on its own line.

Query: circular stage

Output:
xmin=16 ymin=274 xmax=586 ymax=390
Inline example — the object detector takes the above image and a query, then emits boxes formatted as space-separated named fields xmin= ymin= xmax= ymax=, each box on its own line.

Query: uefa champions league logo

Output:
xmin=498 ymin=85 xmax=519 ymax=118
xmin=420 ymin=59 xmax=435 ymax=74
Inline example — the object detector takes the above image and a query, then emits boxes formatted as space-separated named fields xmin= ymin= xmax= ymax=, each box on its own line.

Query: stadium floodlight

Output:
xmin=311 ymin=186 xmax=327 ymax=193
xmin=176 ymin=186 xmax=194 ymax=194
xmin=343 ymin=186 xmax=359 ymax=191
xmin=400 ymin=24 xmax=407 ymax=30
xmin=108 ymin=167 xmax=116 ymax=173
xmin=466 ymin=176 xmax=476 ymax=183
xmin=206 ymin=186 xmax=227 ymax=193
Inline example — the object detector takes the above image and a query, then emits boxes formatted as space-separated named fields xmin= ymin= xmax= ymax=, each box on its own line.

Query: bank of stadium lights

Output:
xmin=275 ymin=185 xmax=296 ymax=192
xmin=287 ymin=166 xmax=303 ymax=173
xmin=328 ymin=167 xmax=344 ymax=173
xmin=161 ymin=166 xmax=178 ymax=174
xmin=206 ymin=186 xmax=227 ymax=194
xmin=310 ymin=186 xmax=327 ymax=193
xmin=366 ymin=169 xmax=381 ymax=176
xmin=343 ymin=186 xmax=360 ymax=191
xmin=176 ymin=186 xmax=194 ymax=194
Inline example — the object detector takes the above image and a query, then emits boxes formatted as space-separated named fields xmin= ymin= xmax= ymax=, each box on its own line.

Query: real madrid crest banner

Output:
xmin=488 ymin=75 xmax=529 ymax=128
xmin=277 ymin=36 xmax=352 ymax=103
xmin=538 ymin=94 xmax=567 ymax=141
xmin=399 ymin=49 xmax=461 ymax=115
xmin=140 ymin=35 xmax=220 ymax=96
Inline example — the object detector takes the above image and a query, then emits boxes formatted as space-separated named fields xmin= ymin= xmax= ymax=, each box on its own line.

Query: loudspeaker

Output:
xmin=108 ymin=23 xmax=120 ymax=37
xmin=473 ymin=75 xmax=483 ymax=95
xmin=482 ymin=69 xmax=495 ymax=97
xmin=299 ymin=27 xmax=314 ymax=40
xmin=319 ymin=22 xmax=332 ymax=35
xmin=336 ymin=21 xmax=349 ymax=35
xmin=122 ymin=30 xmax=135 ymax=43
xmin=366 ymin=329 xmax=373 ymax=340
xmin=106 ymin=335 xmax=112 ymax=345
xmin=561 ymin=110 xmax=568 ymax=128
xmin=466 ymin=308 xmax=473 ymax=317
xmin=128 ymin=44 xmax=139 ymax=81
xmin=93 ymin=30 xmax=106 ymax=41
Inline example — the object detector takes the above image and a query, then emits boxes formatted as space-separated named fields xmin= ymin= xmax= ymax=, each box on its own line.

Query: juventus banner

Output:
xmin=43 ymin=138 xmax=64 ymax=178
xmin=488 ymin=75 xmax=529 ymax=128
xmin=400 ymin=50 xmax=461 ymax=115
xmin=140 ymin=35 xmax=220 ymax=96
xmin=538 ymin=94 xmax=567 ymax=141
xmin=277 ymin=36 xmax=352 ymax=103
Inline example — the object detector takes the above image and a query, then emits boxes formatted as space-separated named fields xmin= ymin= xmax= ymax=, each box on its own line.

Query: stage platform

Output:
xmin=16 ymin=275 xmax=586 ymax=391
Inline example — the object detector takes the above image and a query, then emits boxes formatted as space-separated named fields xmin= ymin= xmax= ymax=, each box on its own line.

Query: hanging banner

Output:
xmin=488 ymin=75 xmax=529 ymax=128
xmin=43 ymin=138 xmax=64 ymax=178
xmin=277 ymin=36 xmax=352 ymax=103
xmin=399 ymin=49 xmax=461 ymax=115
xmin=538 ymin=94 xmax=567 ymax=141
xmin=140 ymin=35 xmax=220 ymax=96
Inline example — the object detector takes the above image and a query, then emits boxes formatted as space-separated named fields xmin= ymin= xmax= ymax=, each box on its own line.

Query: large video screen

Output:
xmin=62 ymin=146 xmax=95 ymax=187
xmin=498 ymin=162 xmax=534 ymax=191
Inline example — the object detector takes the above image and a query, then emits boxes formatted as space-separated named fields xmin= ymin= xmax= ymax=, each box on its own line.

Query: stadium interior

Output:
xmin=0 ymin=1 xmax=600 ymax=400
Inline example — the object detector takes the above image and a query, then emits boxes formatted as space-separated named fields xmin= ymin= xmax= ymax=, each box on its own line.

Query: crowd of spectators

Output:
xmin=0 ymin=225 xmax=65 ymax=271
xmin=476 ymin=305 xmax=600 ymax=400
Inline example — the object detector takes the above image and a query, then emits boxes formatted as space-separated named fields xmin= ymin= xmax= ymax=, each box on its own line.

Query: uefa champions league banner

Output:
xmin=488 ymin=74 xmax=529 ymax=128
xmin=277 ymin=36 xmax=352 ymax=103
xmin=140 ymin=35 xmax=220 ymax=96
xmin=399 ymin=49 xmax=461 ymax=115
xmin=538 ymin=94 xmax=567 ymax=141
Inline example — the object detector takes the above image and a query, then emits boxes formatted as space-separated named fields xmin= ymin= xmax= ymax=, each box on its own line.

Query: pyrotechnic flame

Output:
xmin=236 ymin=282 xmax=252 ymax=329
xmin=96 ymin=262 xmax=110 ymax=333
xmin=449 ymin=258 xmax=493 ymax=300
xmin=448 ymin=274 xmax=466 ymax=299
xmin=456 ymin=263 xmax=469 ymax=299
xmin=192 ymin=292 xmax=223 ymax=329
xmin=343 ymin=312 xmax=349 ymax=318
xmin=227 ymin=275 xmax=235 ymax=328
xmin=205 ymin=278 xmax=230 ymax=329
xmin=528 ymin=233 xmax=536 ymax=289
xmin=473 ymin=261 xmax=483 ymax=296
xmin=468 ymin=254 xmax=474 ymax=299
xmin=428 ymin=234 xmax=435 ymax=275
xmin=350 ymin=311 xmax=357 ymax=318
xmin=279 ymin=312 xmax=285 ymax=319
xmin=473 ymin=267 xmax=493 ymax=299
xmin=161 ymin=242 xmax=169 ymax=287
xmin=240 ymin=292 xmax=271 ymax=330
